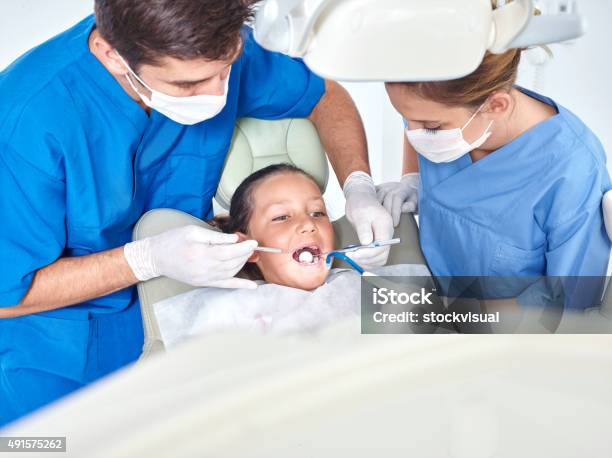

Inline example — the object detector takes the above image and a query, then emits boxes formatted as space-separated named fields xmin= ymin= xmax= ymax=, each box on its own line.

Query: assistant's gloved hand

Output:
xmin=124 ymin=225 xmax=258 ymax=289
xmin=343 ymin=171 xmax=394 ymax=268
xmin=376 ymin=173 xmax=420 ymax=227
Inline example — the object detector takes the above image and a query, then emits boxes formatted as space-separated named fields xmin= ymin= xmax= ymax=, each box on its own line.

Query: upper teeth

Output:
xmin=298 ymin=251 xmax=315 ymax=263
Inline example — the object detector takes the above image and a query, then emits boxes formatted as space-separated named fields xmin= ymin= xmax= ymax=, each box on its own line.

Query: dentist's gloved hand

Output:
xmin=124 ymin=225 xmax=258 ymax=289
xmin=343 ymin=171 xmax=394 ymax=268
xmin=376 ymin=173 xmax=420 ymax=227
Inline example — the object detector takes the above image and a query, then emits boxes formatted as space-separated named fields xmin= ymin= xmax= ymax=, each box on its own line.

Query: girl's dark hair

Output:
xmin=209 ymin=163 xmax=320 ymax=280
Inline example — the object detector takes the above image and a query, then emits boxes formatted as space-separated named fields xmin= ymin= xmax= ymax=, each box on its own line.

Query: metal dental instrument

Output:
xmin=323 ymin=238 xmax=401 ymax=257
xmin=211 ymin=242 xmax=284 ymax=253
xmin=255 ymin=238 xmax=402 ymax=256
xmin=324 ymin=238 xmax=402 ymax=275
xmin=254 ymin=246 xmax=284 ymax=253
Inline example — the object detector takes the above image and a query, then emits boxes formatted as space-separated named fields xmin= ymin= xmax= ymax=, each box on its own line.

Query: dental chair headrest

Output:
xmin=215 ymin=118 xmax=329 ymax=210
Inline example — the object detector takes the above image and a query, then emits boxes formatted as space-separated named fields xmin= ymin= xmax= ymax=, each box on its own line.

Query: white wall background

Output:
xmin=0 ymin=0 xmax=95 ymax=65
xmin=1 ymin=0 xmax=610 ymax=219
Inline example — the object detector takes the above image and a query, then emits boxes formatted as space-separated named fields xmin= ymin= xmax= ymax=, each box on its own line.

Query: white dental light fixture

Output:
xmin=254 ymin=0 xmax=585 ymax=81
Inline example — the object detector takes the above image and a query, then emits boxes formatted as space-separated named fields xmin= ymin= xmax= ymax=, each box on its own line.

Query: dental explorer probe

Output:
xmin=254 ymin=238 xmax=401 ymax=255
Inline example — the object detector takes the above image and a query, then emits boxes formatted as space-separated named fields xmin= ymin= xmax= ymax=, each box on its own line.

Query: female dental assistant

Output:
xmin=379 ymin=46 xmax=611 ymax=307
xmin=0 ymin=0 xmax=393 ymax=426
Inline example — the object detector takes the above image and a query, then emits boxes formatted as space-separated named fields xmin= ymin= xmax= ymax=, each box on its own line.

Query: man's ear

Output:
xmin=236 ymin=232 xmax=259 ymax=262
xmin=91 ymin=33 xmax=126 ymax=77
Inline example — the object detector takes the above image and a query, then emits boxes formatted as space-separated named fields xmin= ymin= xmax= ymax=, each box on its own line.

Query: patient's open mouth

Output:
xmin=292 ymin=245 xmax=322 ymax=266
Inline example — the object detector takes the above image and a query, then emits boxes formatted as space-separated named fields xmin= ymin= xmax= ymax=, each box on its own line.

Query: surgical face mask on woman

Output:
xmin=405 ymin=103 xmax=494 ymax=163
xmin=117 ymin=54 xmax=230 ymax=125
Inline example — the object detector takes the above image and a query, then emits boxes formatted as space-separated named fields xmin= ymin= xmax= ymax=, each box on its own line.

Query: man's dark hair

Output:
xmin=94 ymin=0 xmax=256 ymax=69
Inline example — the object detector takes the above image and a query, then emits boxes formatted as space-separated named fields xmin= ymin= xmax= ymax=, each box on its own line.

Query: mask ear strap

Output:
xmin=124 ymin=72 xmax=151 ymax=104
xmin=115 ymin=52 xmax=154 ymax=93
xmin=461 ymin=101 xmax=489 ymax=131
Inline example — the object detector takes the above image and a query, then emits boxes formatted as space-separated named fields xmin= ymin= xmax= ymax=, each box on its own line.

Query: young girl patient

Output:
xmin=154 ymin=164 xmax=429 ymax=347
xmin=210 ymin=163 xmax=335 ymax=291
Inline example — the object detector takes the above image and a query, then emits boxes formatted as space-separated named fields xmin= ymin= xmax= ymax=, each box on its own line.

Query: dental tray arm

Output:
xmin=491 ymin=0 xmax=586 ymax=52
xmin=507 ymin=11 xmax=586 ymax=49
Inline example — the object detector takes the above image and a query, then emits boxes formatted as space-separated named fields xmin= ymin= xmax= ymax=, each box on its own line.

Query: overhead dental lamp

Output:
xmin=254 ymin=0 xmax=586 ymax=81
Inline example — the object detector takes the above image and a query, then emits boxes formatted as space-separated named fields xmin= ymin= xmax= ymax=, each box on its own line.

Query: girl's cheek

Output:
xmin=269 ymin=225 xmax=290 ymax=240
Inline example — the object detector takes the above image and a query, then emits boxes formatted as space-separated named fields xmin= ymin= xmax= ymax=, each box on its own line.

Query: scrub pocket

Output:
xmin=89 ymin=301 xmax=144 ymax=381
xmin=164 ymin=154 xmax=209 ymax=215
xmin=0 ymin=314 xmax=92 ymax=421
xmin=0 ymin=364 xmax=21 ymax=425
xmin=0 ymin=364 xmax=83 ymax=425
xmin=164 ymin=151 xmax=229 ymax=218
xmin=0 ymin=314 xmax=92 ymax=378
xmin=489 ymin=241 xmax=546 ymax=277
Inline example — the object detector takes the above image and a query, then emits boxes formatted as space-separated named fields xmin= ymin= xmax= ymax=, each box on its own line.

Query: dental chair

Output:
xmin=133 ymin=117 xmax=426 ymax=360
xmin=599 ymin=190 xmax=612 ymax=316
xmin=133 ymin=118 xmax=612 ymax=354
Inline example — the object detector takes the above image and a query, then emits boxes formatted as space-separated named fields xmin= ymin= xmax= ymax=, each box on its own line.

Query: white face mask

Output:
xmin=117 ymin=54 xmax=230 ymax=125
xmin=405 ymin=103 xmax=494 ymax=163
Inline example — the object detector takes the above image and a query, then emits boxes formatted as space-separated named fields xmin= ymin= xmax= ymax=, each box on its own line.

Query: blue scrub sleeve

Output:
xmin=237 ymin=31 xmax=326 ymax=119
xmin=515 ymin=204 xmax=609 ymax=310
xmin=543 ymin=203 xmax=610 ymax=309
xmin=543 ymin=158 xmax=610 ymax=277
xmin=515 ymin=151 xmax=611 ymax=310
xmin=537 ymin=160 xmax=611 ymax=308
xmin=545 ymin=204 xmax=610 ymax=277
xmin=0 ymin=141 xmax=66 ymax=306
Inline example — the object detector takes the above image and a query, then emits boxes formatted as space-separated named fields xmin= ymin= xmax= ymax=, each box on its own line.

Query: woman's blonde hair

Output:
xmin=389 ymin=0 xmax=534 ymax=108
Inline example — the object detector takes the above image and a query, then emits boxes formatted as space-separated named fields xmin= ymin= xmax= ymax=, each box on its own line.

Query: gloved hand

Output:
xmin=124 ymin=225 xmax=259 ymax=289
xmin=376 ymin=173 xmax=420 ymax=227
xmin=343 ymin=171 xmax=395 ymax=268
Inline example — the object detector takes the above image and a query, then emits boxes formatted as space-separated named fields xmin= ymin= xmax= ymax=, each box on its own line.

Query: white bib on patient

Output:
xmin=154 ymin=264 xmax=430 ymax=349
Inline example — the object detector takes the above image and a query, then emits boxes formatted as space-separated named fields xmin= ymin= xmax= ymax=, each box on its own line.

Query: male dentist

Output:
xmin=0 ymin=0 xmax=393 ymax=425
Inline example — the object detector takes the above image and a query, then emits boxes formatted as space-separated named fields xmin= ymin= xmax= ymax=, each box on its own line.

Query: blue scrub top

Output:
xmin=416 ymin=87 xmax=611 ymax=308
xmin=0 ymin=16 xmax=324 ymax=423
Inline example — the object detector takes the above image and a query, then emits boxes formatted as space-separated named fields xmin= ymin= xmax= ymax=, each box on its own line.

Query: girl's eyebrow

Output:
xmin=265 ymin=196 xmax=323 ymax=206
xmin=262 ymin=196 xmax=324 ymax=212
xmin=262 ymin=200 xmax=292 ymax=212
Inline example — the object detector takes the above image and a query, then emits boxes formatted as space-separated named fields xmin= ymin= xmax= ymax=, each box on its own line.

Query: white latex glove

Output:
xmin=343 ymin=171 xmax=395 ymax=268
xmin=376 ymin=173 xmax=420 ymax=227
xmin=124 ymin=225 xmax=259 ymax=289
